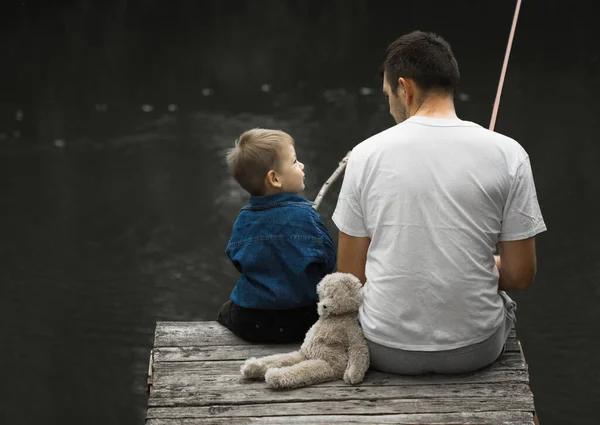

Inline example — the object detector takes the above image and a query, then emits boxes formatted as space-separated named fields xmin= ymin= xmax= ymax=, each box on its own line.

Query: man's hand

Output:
xmin=337 ymin=231 xmax=370 ymax=284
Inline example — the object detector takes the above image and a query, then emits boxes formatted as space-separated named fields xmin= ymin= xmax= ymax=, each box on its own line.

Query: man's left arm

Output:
xmin=337 ymin=232 xmax=370 ymax=284
xmin=331 ymin=151 xmax=371 ymax=284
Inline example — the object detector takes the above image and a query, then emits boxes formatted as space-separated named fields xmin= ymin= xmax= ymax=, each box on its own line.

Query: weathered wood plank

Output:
xmin=153 ymin=344 xmax=299 ymax=362
xmin=153 ymin=345 xmax=525 ymax=366
xmin=153 ymin=351 xmax=524 ymax=375
xmin=154 ymin=321 xmax=520 ymax=352
xmin=147 ymin=395 xmax=534 ymax=418
xmin=151 ymin=352 xmax=525 ymax=381
xmin=153 ymin=367 xmax=530 ymax=388
xmin=153 ymin=360 xmax=240 ymax=375
xmin=148 ymin=382 xmax=533 ymax=407
xmin=154 ymin=322 xmax=242 ymax=347
xmin=146 ymin=411 xmax=535 ymax=424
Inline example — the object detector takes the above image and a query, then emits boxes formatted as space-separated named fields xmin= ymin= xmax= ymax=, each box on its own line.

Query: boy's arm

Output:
xmin=225 ymin=216 xmax=244 ymax=273
xmin=311 ymin=212 xmax=337 ymax=273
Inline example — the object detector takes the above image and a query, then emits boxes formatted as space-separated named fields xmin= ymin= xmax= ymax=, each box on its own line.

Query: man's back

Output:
xmin=333 ymin=116 xmax=546 ymax=350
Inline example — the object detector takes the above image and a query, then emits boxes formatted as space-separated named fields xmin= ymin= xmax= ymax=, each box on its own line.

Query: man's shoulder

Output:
xmin=350 ymin=125 xmax=402 ymax=166
xmin=353 ymin=124 xmax=401 ymax=156
xmin=475 ymin=126 xmax=523 ymax=148
xmin=352 ymin=120 xmax=431 ymax=158
xmin=480 ymin=129 xmax=530 ymax=167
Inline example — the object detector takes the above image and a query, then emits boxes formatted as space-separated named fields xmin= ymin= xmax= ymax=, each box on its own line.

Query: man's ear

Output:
xmin=266 ymin=170 xmax=282 ymax=189
xmin=398 ymin=77 xmax=413 ymax=104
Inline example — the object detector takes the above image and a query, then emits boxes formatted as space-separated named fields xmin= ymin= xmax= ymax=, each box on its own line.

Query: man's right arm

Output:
xmin=495 ymin=237 xmax=538 ymax=290
xmin=496 ymin=154 xmax=546 ymax=291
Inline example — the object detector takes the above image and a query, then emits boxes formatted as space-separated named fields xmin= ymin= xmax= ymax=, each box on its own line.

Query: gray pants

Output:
xmin=367 ymin=292 xmax=517 ymax=375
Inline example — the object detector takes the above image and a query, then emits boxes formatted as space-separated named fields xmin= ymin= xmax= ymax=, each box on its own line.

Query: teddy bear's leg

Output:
xmin=241 ymin=351 xmax=305 ymax=379
xmin=264 ymin=359 xmax=339 ymax=390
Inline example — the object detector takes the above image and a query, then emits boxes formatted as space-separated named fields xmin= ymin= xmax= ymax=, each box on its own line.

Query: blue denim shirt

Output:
xmin=226 ymin=193 xmax=336 ymax=310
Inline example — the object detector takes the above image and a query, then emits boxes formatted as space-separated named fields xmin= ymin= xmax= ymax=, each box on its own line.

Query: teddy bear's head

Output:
xmin=316 ymin=272 xmax=363 ymax=317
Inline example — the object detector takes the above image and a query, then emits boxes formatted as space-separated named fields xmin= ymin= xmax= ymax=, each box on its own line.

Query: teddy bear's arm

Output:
xmin=343 ymin=324 xmax=370 ymax=385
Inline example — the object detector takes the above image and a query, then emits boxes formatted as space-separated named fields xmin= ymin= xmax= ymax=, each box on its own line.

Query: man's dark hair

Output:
xmin=382 ymin=31 xmax=460 ymax=95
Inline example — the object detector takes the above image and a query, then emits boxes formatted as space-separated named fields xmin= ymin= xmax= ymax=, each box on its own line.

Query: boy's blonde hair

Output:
xmin=227 ymin=128 xmax=294 ymax=196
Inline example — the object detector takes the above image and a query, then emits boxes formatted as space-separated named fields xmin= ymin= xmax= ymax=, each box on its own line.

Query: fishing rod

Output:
xmin=313 ymin=0 xmax=523 ymax=211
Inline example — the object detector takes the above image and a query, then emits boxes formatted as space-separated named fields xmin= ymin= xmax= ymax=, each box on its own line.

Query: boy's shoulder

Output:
xmin=245 ymin=193 xmax=313 ymax=208
xmin=233 ymin=194 xmax=324 ymax=230
xmin=241 ymin=197 xmax=317 ymax=221
xmin=240 ymin=194 xmax=315 ymax=216
xmin=228 ymin=194 xmax=332 ymax=248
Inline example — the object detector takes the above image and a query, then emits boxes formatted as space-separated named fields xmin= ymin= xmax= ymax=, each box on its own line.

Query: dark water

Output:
xmin=1 ymin=1 xmax=599 ymax=424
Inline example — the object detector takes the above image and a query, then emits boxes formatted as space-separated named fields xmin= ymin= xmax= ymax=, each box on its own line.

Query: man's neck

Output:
xmin=411 ymin=95 xmax=458 ymax=120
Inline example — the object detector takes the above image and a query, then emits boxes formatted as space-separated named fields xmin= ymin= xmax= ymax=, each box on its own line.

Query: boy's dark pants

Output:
xmin=217 ymin=300 xmax=318 ymax=343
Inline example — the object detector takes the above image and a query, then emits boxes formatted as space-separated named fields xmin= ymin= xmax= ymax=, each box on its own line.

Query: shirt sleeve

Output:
xmin=311 ymin=212 xmax=337 ymax=273
xmin=499 ymin=157 xmax=547 ymax=241
xmin=332 ymin=151 xmax=369 ymax=237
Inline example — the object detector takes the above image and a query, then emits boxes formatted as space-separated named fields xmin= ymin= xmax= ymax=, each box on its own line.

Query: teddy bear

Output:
xmin=240 ymin=272 xmax=370 ymax=389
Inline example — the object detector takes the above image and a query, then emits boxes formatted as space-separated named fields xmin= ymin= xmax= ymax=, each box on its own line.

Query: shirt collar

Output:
xmin=406 ymin=116 xmax=481 ymax=128
xmin=246 ymin=193 xmax=313 ymax=209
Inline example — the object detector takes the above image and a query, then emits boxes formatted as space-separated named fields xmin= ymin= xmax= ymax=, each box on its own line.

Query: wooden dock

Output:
xmin=146 ymin=321 xmax=536 ymax=424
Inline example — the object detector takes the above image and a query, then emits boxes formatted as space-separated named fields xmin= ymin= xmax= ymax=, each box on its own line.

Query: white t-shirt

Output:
xmin=332 ymin=116 xmax=547 ymax=351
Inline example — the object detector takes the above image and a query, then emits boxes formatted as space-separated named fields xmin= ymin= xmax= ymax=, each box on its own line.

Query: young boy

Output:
xmin=217 ymin=128 xmax=336 ymax=343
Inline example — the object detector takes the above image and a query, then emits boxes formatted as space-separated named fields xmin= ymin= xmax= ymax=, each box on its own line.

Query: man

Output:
xmin=332 ymin=31 xmax=547 ymax=375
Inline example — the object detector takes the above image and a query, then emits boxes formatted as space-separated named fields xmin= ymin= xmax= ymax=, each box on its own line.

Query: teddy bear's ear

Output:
xmin=316 ymin=273 xmax=332 ymax=294
xmin=339 ymin=273 xmax=360 ymax=293
xmin=346 ymin=273 xmax=361 ymax=286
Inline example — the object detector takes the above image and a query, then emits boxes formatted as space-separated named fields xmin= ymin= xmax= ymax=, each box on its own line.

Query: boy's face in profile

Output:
xmin=272 ymin=143 xmax=305 ymax=194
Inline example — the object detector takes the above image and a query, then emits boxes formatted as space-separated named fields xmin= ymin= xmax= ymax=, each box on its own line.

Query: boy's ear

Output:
xmin=266 ymin=170 xmax=282 ymax=189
